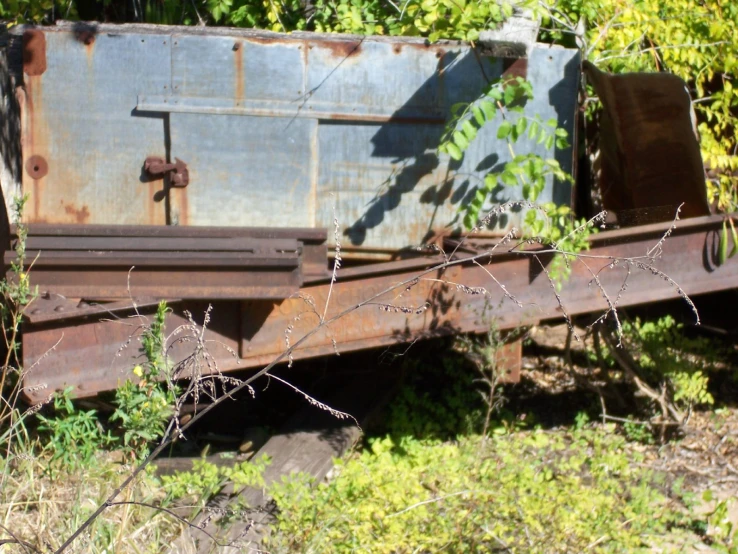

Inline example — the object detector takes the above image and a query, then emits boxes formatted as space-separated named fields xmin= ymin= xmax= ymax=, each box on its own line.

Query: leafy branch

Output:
xmin=438 ymin=76 xmax=594 ymax=285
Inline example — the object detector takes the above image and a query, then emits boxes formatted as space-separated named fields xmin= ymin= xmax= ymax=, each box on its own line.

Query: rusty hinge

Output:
xmin=144 ymin=157 xmax=189 ymax=188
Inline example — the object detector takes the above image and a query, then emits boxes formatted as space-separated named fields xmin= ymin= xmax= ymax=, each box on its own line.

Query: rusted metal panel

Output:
xmin=320 ymin=45 xmax=578 ymax=250
xmin=22 ymin=300 xmax=243 ymax=402
xmin=168 ymin=113 xmax=316 ymax=227
xmin=583 ymin=61 xmax=710 ymax=224
xmin=24 ymin=293 xmax=166 ymax=325
xmin=19 ymin=28 xmax=172 ymax=226
xmin=20 ymin=214 xmax=737 ymax=403
xmin=21 ymin=29 xmax=46 ymax=76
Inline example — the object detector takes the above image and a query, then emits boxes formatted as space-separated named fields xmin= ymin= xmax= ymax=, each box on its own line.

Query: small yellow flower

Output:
xmin=132 ymin=365 xmax=144 ymax=378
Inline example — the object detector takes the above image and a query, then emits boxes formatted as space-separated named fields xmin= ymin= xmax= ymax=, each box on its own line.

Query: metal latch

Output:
xmin=144 ymin=157 xmax=189 ymax=188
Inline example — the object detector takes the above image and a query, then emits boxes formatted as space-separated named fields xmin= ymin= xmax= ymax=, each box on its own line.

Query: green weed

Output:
xmin=111 ymin=301 xmax=178 ymax=461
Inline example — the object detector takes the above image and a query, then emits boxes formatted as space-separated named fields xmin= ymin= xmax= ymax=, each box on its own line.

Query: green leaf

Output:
xmin=497 ymin=121 xmax=512 ymax=139
xmin=555 ymin=128 xmax=568 ymax=138
xmin=480 ymin=100 xmax=497 ymax=120
xmin=451 ymin=102 xmax=467 ymax=116
xmin=555 ymin=136 xmax=569 ymax=149
xmin=446 ymin=142 xmax=463 ymax=161
xmin=487 ymin=87 xmax=503 ymax=101
xmin=515 ymin=117 xmax=527 ymax=137
xmin=719 ymin=221 xmax=728 ymax=265
xmin=729 ymin=219 xmax=738 ymax=259
xmin=453 ymin=130 xmax=469 ymax=151
xmin=472 ymin=105 xmax=485 ymax=126
xmin=462 ymin=119 xmax=477 ymax=141
xmin=463 ymin=212 xmax=475 ymax=229
xmin=545 ymin=135 xmax=555 ymax=150
xmin=529 ymin=119 xmax=540 ymax=141
xmin=501 ymin=170 xmax=517 ymax=186
xmin=503 ymin=85 xmax=517 ymax=105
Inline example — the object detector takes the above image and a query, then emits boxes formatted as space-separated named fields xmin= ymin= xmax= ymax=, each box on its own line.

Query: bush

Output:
xmin=268 ymin=428 xmax=686 ymax=553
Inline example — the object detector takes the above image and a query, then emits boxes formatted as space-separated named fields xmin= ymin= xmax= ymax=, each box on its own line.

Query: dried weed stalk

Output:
xmin=46 ymin=203 xmax=700 ymax=552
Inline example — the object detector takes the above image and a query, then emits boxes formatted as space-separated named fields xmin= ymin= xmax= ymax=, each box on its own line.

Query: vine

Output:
xmin=439 ymin=76 xmax=595 ymax=284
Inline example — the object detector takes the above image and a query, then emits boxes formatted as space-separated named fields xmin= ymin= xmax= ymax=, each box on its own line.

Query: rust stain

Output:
xmin=234 ymin=41 xmax=244 ymax=103
xmin=323 ymin=112 xmax=444 ymax=124
xmin=175 ymin=186 xmax=189 ymax=226
xmin=147 ymin=180 xmax=159 ymax=225
xmin=245 ymin=35 xmax=294 ymax=46
xmin=63 ymin=203 xmax=90 ymax=223
xmin=33 ymin=180 xmax=41 ymax=220
xmin=73 ymin=24 xmax=98 ymax=63
xmin=502 ymin=58 xmax=528 ymax=81
xmin=25 ymin=155 xmax=48 ymax=179
xmin=401 ymin=41 xmax=433 ymax=51
xmin=321 ymin=40 xmax=362 ymax=58
xmin=74 ymin=29 xmax=97 ymax=46
xmin=393 ymin=44 xmax=402 ymax=54
xmin=21 ymin=75 xmax=49 ymax=223
xmin=22 ymin=29 xmax=47 ymax=77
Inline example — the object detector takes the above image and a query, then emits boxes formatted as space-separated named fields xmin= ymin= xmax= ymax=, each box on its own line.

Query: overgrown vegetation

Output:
xmin=609 ymin=316 xmax=723 ymax=413
xmin=265 ymin=334 xmax=738 ymax=552
xmin=0 ymin=200 xmax=189 ymax=551
xmin=1 ymin=0 xmax=737 ymax=551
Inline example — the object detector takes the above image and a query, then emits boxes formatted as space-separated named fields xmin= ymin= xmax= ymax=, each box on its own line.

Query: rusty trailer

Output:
xmin=0 ymin=22 xmax=736 ymax=403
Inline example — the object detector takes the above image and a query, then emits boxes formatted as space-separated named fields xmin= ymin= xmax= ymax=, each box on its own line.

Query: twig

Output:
xmin=0 ymin=522 xmax=38 ymax=554
xmin=387 ymin=490 xmax=475 ymax=518
xmin=599 ymin=326 xmax=684 ymax=425
xmin=107 ymin=501 xmax=232 ymax=547
xmin=54 ymin=208 xmax=698 ymax=552
xmin=322 ymin=201 xmax=342 ymax=324
xmin=264 ymin=373 xmax=361 ymax=429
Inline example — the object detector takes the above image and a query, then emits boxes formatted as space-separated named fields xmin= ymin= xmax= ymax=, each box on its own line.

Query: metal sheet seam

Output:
xmin=310 ymin=119 xmax=319 ymax=228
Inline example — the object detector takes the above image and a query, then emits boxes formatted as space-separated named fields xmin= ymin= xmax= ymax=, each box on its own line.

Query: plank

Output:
xmin=169 ymin=370 xmax=398 ymax=553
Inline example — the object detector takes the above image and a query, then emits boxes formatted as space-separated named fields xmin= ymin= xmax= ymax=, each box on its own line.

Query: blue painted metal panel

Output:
xmin=166 ymin=35 xmax=579 ymax=250
xmin=18 ymin=25 xmax=579 ymax=251
xmin=168 ymin=113 xmax=316 ymax=227
xmin=315 ymin=45 xmax=579 ymax=249
xmin=21 ymin=30 xmax=171 ymax=225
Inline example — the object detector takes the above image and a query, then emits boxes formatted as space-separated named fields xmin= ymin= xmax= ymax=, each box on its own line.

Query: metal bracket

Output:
xmin=144 ymin=156 xmax=189 ymax=188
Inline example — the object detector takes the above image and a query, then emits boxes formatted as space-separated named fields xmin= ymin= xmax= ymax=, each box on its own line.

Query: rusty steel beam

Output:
xmin=5 ymin=224 xmax=329 ymax=300
xmin=18 ymin=224 xmax=329 ymax=282
xmin=20 ymin=214 xmax=738 ymax=403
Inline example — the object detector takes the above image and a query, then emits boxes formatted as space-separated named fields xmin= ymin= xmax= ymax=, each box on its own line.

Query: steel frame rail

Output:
xmin=19 ymin=214 xmax=738 ymax=403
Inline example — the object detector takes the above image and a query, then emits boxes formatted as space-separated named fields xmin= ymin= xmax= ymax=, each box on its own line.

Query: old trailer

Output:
xmin=0 ymin=22 xmax=735 ymax=403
